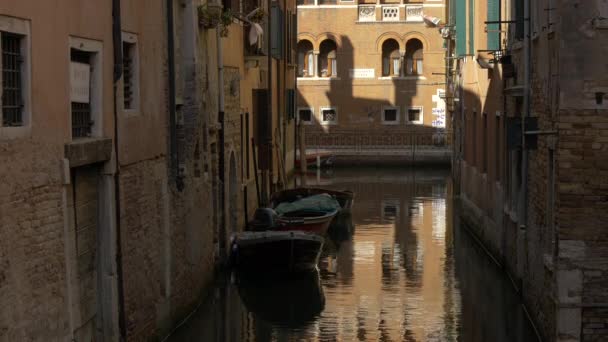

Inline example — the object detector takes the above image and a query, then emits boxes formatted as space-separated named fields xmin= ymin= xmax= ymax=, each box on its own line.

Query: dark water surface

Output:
xmin=168 ymin=168 xmax=540 ymax=342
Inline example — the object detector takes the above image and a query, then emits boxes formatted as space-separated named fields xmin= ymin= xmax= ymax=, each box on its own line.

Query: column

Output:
xmin=313 ymin=51 xmax=320 ymax=77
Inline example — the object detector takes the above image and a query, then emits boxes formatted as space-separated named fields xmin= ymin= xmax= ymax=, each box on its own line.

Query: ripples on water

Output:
xmin=168 ymin=168 xmax=539 ymax=342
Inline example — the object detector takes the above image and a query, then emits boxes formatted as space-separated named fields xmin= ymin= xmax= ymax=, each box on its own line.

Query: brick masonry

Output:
xmin=0 ymin=140 xmax=69 ymax=341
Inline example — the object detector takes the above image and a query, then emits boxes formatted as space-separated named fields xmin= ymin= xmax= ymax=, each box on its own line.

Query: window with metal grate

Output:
xmin=71 ymin=102 xmax=92 ymax=138
xmin=70 ymin=48 xmax=93 ymax=138
xmin=123 ymin=42 xmax=135 ymax=110
xmin=1 ymin=32 xmax=24 ymax=127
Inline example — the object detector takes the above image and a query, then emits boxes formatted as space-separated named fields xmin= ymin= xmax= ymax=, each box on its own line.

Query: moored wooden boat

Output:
xmin=232 ymin=230 xmax=324 ymax=272
xmin=274 ymin=209 xmax=338 ymax=235
xmin=270 ymin=187 xmax=354 ymax=212
xmin=270 ymin=193 xmax=341 ymax=235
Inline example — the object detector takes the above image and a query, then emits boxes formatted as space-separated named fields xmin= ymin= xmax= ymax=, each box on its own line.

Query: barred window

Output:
xmin=122 ymin=41 xmax=135 ymax=110
xmin=70 ymin=49 xmax=93 ymax=138
xmin=2 ymin=32 xmax=24 ymax=127
xmin=382 ymin=107 xmax=400 ymax=124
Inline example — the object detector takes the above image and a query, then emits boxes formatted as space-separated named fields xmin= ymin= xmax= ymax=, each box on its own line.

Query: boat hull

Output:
xmin=234 ymin=231 xmax=324 ymax=272
xmin=271 ymin=187 xmax=354 ymax=212
xmin=276 ymin=209 xmax=338 ymax=235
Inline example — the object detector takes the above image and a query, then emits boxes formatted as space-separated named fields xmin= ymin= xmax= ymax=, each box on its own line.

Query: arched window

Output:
xmin=319 ymin=39 xmax=337 ymax=77
xmin=382 ymin=39 xmax=401 ymax=77
xmin=405 ymin=39 xmax=423 ymax=75
xmin=297 ymin=40 xmax=314 ymax=77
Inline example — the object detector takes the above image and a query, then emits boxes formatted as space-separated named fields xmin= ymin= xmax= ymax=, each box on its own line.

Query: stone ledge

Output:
xmin=65 ymin=138 xmax=113 ymax=168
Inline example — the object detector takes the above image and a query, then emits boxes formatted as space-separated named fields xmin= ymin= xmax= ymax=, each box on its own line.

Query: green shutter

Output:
xmin=468 ymin=0 xmax=475 ymax=55
xmin=456 ymin=0 xmax=466 ymax=56
xmin=487 ymin=0 xmax=499 ymax=50
xmin=271 ymin=4 xmax=283 ymax=59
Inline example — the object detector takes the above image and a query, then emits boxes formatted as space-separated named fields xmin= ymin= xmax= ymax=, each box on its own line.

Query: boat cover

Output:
xmin=275 ymin=193 xmax=340 ymax=215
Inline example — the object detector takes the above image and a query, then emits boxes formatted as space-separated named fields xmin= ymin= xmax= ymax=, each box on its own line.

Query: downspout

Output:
xmin=515 ymin=0 xmax=531 ymax=286
xmin=112 ymin=0 xmax=127 ymax=340
xmin=266 ymin=0 xmax=273 ymax=203
xmin=282 ymin=0 xmax=287 ymax=180
xmin=167 ymin=0 xmax=183 ymax=191
xmin=520 ymin=0 xmax=530 ymax=229
xmin=216 ymin=0 xmax=227 ymax=261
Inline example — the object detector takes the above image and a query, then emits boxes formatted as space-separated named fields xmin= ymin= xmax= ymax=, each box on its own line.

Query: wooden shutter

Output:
xmin=253 ymin=89 xmax=270 ymax=169
xmin=292 ymin=13 xmax=298 ymax=64
xmin=487 ymin=0 xmax=500 ymax=50
xmin=456 ymin=0 xmax=466 ymax=56
xmin=271 ymin=3 xmax=284 ymax=59
xmin=515 ymin=0 xmax=524 ymax=40
xmin=468 ymin=0 xmax=475 ymax=55
xmin=285 ymin=89 xmax=295 ymax=120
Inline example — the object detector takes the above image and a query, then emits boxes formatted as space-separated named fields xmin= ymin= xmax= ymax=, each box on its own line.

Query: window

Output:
xmin=320 ymin=107 xmax=337 ymax=125
xmin=407 ymin=107 xmax=423 ymax=125
xmin=298 ymin=107 xmax=313 ymax=124
xmin=382 ymin=107 xmax=400 ymax=124
xmin=405 ymin=39 xmax=423 ymax=75
xmin=69 ymin=37 xmax=103 ymax=139
xmin=71 ymin=49 xmax=93 ymax=138
xmin=0 ymin=16 xmax=31 ymax=137
xmin=319 ymin=39 xmax=337 ymax=77
xmin=297 ymin=40 xmax=314 ymax=77
xmin=1 ymin=33 xmax=23 ymax=127
xmin=382 ymin=39 xmax=400 ymax=77
xmin=122 ymin=32 xmax=139 ymax=112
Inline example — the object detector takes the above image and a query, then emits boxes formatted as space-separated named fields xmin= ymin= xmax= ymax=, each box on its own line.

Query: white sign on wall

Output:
xmin=432 ymin=108 xmax=445 ymax=115
xmin=70 ymin=62 xmax=90 ymax=103
xmin=350 ymin=68 xmax=375 ymax=79
xmin=432 ymin=88 xmax=446 ymax=128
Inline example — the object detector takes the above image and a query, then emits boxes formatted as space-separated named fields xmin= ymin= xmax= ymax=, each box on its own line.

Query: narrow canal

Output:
xmin=167 ymin=167 xmax=540 ymax=342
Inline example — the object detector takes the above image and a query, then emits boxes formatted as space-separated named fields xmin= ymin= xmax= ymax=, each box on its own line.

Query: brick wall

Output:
xmin=556 ymin=108 xmax=608 ymax=342
xmin=0 ymin=141 xmax=69 ymax=341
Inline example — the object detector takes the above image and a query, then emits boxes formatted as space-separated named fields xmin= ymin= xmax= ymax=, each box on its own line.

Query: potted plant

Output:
xmin=198 ymin=3 xmax=233 ymax=36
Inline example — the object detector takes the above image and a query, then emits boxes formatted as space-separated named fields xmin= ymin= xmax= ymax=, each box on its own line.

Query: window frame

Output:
xmin=406 ymin=106 xmax=423 ymax=125
xmin=381 ymin=106 xmax=400 ymax=125
xmin=320 ymin=106 xmax=338 ymax=125
xmin=69 ymin=36 xmax=103 ymax=140
xmin=297 ymin=107 xmax=314 ymax=125
xmin=121 ymin=32 xmax=140 ymax=115
xmin=0 ymin=15 xmax=32 ymax=139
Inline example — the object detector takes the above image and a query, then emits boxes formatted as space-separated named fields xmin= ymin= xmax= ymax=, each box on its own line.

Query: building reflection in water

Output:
xmin=167 ymin=167 xmax=538 ymax=342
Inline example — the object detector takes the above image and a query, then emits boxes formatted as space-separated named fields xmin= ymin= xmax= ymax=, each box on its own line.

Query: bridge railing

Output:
xmin=304 ymin=129 xmax=452 ymax=151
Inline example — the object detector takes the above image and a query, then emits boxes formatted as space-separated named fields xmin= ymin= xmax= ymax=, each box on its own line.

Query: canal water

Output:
xmin=168 ymin=167 xmax=540 ymax=342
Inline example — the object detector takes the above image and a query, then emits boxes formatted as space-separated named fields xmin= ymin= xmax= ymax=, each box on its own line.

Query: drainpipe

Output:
xmin=217 ymin=0 xmax=227 ymax=261
xmin=167 ymin=0 xmax=183 ymax=191
xmin=265 ymin=0 xmax=273 ymax=203
xmin=520 ymin=0 xmax=531 ymax=229
xmin=516 ymin=0 xmax=531 ymax=285
xmin=112 ymin=0 xmax=127 ymax=340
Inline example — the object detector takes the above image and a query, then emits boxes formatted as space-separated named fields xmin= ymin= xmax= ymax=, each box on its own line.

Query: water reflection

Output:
xmin=237 ymin=271 xmax=325 ymax=328
xmin=167 ymin=167 xmax=539 ymax=342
